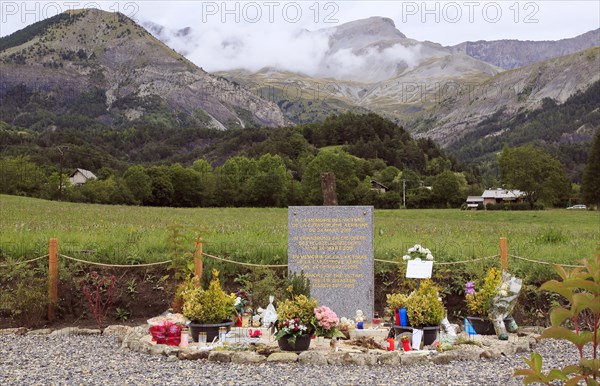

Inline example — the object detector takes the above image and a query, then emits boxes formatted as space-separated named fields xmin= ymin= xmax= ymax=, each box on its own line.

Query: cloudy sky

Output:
xmin=1 ymin=1 xmax=598 ymax=74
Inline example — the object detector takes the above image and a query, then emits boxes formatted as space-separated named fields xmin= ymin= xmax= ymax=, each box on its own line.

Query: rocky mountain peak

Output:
xmin=0 ymin=9 xmax=287 ymax=129
xmin=326 ymin=16 xmax=406 ymax=53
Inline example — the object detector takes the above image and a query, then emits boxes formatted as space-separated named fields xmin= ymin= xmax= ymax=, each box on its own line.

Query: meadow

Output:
xmin=1 ymin=194 xmax=598 ymax=284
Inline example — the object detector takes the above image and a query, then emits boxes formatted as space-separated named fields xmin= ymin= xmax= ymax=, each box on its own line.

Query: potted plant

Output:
xmin=181 ymin=269 xmax=237 ymax=342
xmin=465 ymin=267 xmax=502 ymax=335
xmin=273 ymin=295 xmax=344 ymax=351
xmin=405 ymin=279 xmax=445 ymax=345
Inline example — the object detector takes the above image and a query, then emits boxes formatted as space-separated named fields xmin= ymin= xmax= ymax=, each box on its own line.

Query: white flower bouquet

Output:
xmin=402 ymin=244 xmax=434 ymax=261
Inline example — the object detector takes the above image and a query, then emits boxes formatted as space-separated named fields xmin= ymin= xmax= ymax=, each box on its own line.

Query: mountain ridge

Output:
xmin=0 ymin=9 xmax=287 ymax=130
xmin=451 ymin=28 xmax=600 ymax=69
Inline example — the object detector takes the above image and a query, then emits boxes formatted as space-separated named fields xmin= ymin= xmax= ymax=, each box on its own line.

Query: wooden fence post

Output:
xmin=48 ymin=238 xmax=58 ymax=321
xmin=194 ymin=238 xmax=203 ymax=287
xmin=500 ymin=237 xmax=508 ymax=272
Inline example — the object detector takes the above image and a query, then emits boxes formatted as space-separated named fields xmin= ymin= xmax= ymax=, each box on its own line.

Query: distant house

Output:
xmin=481 ymin=188 xmax=525 ymax=206
xmin=69 ymin=168 xmax=97 ymax=185
xmin=370 ymin=180 xmax=389 ymax=193
xmin=464 ymin=188 xmax=525 ymax=209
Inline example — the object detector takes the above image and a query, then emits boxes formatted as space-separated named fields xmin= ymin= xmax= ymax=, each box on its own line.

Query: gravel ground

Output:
xmin=0 ymin=334 xmax=584 ymax=386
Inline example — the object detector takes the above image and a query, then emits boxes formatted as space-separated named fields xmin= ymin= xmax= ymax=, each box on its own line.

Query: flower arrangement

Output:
xmin=274 ymin=295 xmax=344 ymax=348
xmin=465 ymin=267 xmax=502 ymax=318
xmin=182 ymin=270 xmax=236 ymax=324
xmin=274 ymin=318 xmax=309 ymax=346
xmin=402 ymin=244 xmax=434 ymax=261
xmin=147 ymin=313 xmax=185 ymax=346
xmin=313 ymin=306 xmax=344 ymax=338
xmin=234 ymin=290 xmax=251 ymax=315
xmin=277 ymin=294 xmax=317 ymax=327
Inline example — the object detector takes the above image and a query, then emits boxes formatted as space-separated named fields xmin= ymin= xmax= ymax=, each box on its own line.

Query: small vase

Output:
xmin=399 ymin=308 xmax=408 ymax=327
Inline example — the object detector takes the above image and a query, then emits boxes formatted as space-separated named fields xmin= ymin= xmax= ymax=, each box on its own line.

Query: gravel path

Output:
xmin=0 ymin=334 xmax=583 ymax=385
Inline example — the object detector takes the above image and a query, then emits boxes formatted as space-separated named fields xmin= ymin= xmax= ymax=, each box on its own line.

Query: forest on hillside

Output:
xmin=1 ymin=75 xmax=596 ymax=209
xmin=0 ymin=112 xmax=488 ymax=209
xmin=446 ymin=80 xmax=600 ymax=182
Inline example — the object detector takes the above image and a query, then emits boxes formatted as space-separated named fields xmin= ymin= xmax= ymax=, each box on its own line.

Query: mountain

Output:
xmin=214 ymin=17 xmax=500 ymax=124
xmin=0 ymin=9 xmax=286 ymax=131
xmin=444 ymin=78 xmax=600 ymax=182
xmin=451 ymin=29 xmax=600 ymax=69
xmin=416 ymin=46 xmax=600 ymax=147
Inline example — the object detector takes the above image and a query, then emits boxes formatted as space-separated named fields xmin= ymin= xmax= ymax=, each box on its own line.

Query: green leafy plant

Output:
xmin=144 ymin=274 xmax=156 ymax=283
xmin=386 ymin=293 xmax=409 ymax=310
xmin=283 ymin=271 xmax=311 ymax=300
xmin=114 ymin=307 xmax=130 ymax=321
xmin=153 ymin=274 xmax=169 ymax=291
xmin=406 ymin=279 xmax=445 ymax=327
xmin=466 ymin=267 xmax=502 ymax=318
xmin=126 ymin=278 xmax=137 ymax=297
xmin=166 ymin=223 xmax=195 ymax=282
xmin=514 ymin=255 xmax=600 ymax=385
xmin=246 ymin=268 xmax=281 ymax=308
xmin=0 ymin=259 xmax=47 ymax=327
xmin=277 ymin=295 xmax=318 ymax=327
xmin=182 ymin=270 xmax=236 ymax=324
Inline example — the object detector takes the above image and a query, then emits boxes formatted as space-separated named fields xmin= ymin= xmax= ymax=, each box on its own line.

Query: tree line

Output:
xmin=1 ymin=112 xmax=597 ymax=209
xmin=0 ymin=151 xmax=472 ymax=209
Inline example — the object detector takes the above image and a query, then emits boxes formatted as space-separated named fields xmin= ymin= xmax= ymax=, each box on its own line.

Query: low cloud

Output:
xmin=142 ymin=19 xmax=427 ymax=83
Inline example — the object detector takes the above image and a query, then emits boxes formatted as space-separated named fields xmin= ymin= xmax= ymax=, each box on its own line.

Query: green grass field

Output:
xmin=1 ymin=194 xmax=598 ymax=283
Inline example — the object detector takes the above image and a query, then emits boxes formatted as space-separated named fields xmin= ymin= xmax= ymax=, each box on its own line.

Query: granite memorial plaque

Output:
xmin=288 ymin=206 xmax=374 ymax=319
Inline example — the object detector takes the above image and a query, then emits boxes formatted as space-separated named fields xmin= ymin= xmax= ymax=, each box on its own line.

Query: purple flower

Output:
xmin=465 ymin=281 xmax=476 ymax=295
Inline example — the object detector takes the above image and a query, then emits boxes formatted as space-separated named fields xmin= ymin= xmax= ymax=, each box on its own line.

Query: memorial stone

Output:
xmin=288 ymin=206 xmax=374 ymax=319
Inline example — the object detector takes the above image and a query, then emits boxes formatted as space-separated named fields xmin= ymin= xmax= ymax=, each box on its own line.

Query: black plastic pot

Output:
xmin=188 ymin=320 xmax=233 ymax=342
xmin=277 ymin=333 xmax=312 ymax=351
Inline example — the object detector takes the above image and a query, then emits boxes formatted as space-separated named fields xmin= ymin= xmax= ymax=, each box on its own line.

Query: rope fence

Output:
xmin=202 ymin=252 xmax=288 ymax=268
xmin=1 ymin=237 xmax=592 ymax=321
xmin=373 ymin=254 xmax=498 ymax=265
xmin=58 ymin=254 xmax=172 ymax=268
xmin=0 ymin=254 xmax=49 ymax=267
xmin=509 ymin=254 xmax=585 ymax=268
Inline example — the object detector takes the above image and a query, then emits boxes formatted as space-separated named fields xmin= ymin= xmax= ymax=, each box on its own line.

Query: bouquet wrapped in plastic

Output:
xmin=488 ymin=272 xmax=522 ymax=340
xmin=261 ymin=296 xmax=278 ymax=327
xmin=147 ymin=313 xmax=185 ymax=346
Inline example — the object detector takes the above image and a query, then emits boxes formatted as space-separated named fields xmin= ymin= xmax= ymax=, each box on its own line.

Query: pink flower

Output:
xmin=314 ymin=306 xmax=339 ymax=330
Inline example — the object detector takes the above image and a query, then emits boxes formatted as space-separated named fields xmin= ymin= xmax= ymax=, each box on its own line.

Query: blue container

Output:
xmin=357 ymin=321 xmax=364 ymax=329
xmin=399 ymin=308 xmax=408 ymax=327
